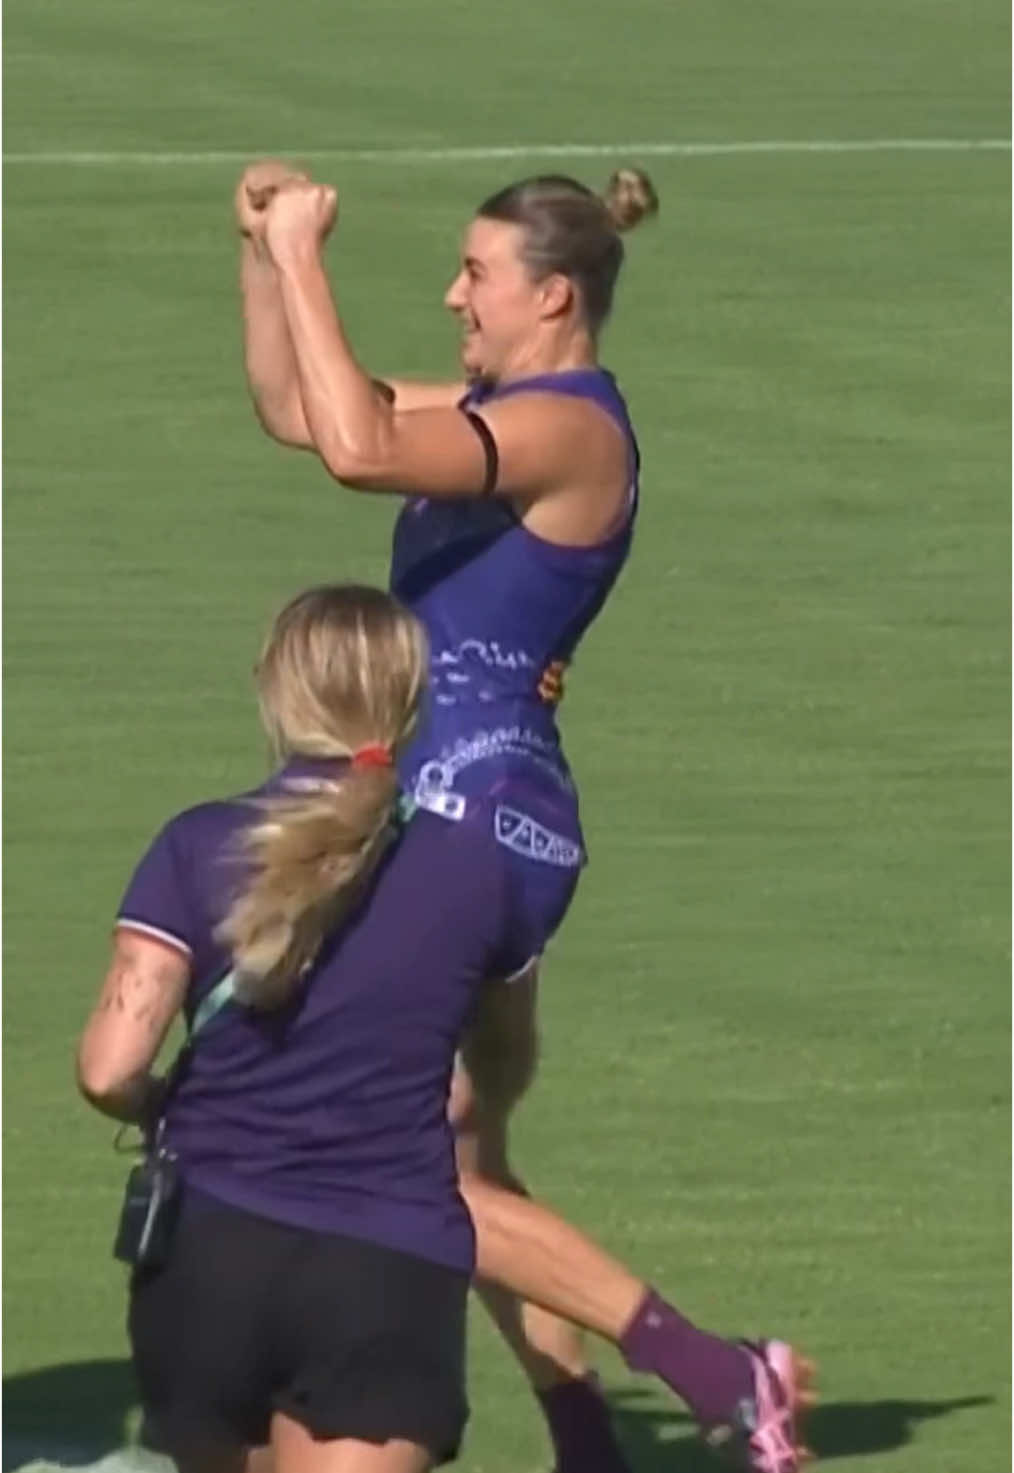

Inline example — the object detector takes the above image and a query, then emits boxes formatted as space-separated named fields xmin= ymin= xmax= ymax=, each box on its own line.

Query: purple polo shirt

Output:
xmin=116 ymin=759 xmax=537 ymax=1273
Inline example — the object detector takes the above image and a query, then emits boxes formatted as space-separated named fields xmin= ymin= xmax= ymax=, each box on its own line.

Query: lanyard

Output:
xmin=188 ymin=967 xmax=238 ymax=1040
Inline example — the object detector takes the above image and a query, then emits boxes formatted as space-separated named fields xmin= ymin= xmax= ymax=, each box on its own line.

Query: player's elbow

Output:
xmin=76 ymin=1034 xmax=126 ymax=1107
xmin=259 ymin=416 xmax=312 ymax=451
xmin=249 ymin=386 xmax=313 ymax=449
xmin=255 ymin=409 xmax=313 ymax=451
xmin=315 ymin=432 xmax=391 ymax=492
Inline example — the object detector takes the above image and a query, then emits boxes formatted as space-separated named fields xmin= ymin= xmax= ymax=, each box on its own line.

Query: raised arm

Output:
xmin=374 ymin=379 xmax=468 ymax=411
xmin=241 ymin=238 xmax=313 ymax=447
xmin=77 ymin=930 xmax=189 ymax=1126
xmin=237 ymin=164 xmax=464 ymax=444
xmin=237 ymin=162 xmax=314 ymax=447
xmin=263 ymin=182 xmax=628 ymax=537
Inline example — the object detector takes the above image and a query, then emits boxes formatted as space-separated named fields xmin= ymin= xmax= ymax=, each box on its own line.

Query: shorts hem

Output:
xmin=272 ymin=1393 xmax=467 ymax=1464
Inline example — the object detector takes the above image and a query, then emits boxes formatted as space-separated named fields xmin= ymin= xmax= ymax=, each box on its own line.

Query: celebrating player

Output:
xmin=237 ymin=165 xmax=812 ymax=1472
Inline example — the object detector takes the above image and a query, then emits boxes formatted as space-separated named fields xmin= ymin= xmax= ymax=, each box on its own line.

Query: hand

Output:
xmin=264 ymin=180 xmax=338 ymax=268
xmin=235 ymin=159 xmax=309 ymax=241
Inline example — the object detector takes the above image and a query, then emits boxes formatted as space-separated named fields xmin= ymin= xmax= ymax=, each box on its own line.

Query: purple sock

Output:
xmin=536 ymin=1373 xmax=632 ymax=1473
xmin=619 ymin=1287 xmax=753 ymax=1428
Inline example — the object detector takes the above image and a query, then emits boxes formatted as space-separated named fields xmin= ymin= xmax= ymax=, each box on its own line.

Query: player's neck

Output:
xmin=498 ymin=329 xmax=597 ymax=384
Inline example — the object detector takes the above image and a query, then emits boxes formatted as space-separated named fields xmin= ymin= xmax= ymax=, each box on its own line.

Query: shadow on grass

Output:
xmin=2 ymin=1358 xmax=138 ymax=1471
xmin=0 ymin=1359 xmax=994 ymax=1471
xmin=610 ymin=1386 xmax=995 ymax=1469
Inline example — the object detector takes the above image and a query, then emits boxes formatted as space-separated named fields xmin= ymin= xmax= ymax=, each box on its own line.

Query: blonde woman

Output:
xmin=80 ymin=586 xmax=510 ymax=1472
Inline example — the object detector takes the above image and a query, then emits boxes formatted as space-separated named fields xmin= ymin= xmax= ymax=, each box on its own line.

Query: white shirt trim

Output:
xmin=115 ymin=918 xmax=193 ymax=960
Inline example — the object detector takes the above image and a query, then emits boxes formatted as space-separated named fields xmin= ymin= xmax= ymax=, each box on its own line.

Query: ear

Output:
xmin=537 ymin=272 xmax=575 ymax=321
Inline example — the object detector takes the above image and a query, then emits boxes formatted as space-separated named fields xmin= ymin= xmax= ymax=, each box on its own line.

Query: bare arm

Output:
xmin=264 ymin=185 xmax=627 ymax=536
xmin=375 ymin=379 xmax=468 ymax=411
xmin=77 ymin=930 xmax=190 ymax=1125
xmin=241 ymin=248 xmax=459 ymax=442
xmin=237 ymin=163 xmax=464 ymax=446
xmin=241 ymin=238 xmax=313 ymax=447
xmin=235 ymin=162 xmax=315 ymax=447
xmin=277 ymin=246 xmax=595 ymax=498
xmin=272 ymin=236 xmax=487 ymax=493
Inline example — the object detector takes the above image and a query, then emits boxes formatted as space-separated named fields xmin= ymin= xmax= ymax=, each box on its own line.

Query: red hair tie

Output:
xmin=351 ymin=744 xmax=393 ymax=770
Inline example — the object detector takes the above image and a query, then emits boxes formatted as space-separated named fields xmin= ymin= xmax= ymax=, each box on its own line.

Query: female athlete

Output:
xmin=235 ymin=164 xmax=811 ymax=1473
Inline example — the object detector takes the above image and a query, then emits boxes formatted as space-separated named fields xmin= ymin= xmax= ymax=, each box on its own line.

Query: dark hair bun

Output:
xmin=603 ymin=168 xmax=659 ymax=233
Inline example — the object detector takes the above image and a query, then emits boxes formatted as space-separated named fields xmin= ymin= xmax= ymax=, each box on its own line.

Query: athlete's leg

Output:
xmin=271 ymin=1416 xmax=431 ymax=1473
xmin=455 ymin=965 xmax=592 ymax=1384
xmin=462 ymin=1175 xmax=644 ymax=1340
xmin=454 ymin=966 xmax=635 ymax=1471
xmin=452 ymin=782 xmax=813 ymax=1470
xmin=456 ymin=978 xmax=814 ymax=1473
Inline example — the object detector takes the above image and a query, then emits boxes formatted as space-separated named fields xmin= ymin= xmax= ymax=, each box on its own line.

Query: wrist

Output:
xmin=272 ymin=241 xmax=324 ymax=278
xmin=241 ymin=234 xmax=274 ymax=268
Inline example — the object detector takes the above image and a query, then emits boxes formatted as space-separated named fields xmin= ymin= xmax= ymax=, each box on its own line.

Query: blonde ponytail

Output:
xmin=218 ymin=764 xmax=399 ymax=1007
xmin=216 ymin=585 xmax=427 ymax=1008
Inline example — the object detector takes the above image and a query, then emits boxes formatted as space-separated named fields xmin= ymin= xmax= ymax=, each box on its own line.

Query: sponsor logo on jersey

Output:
xmin=412 ymin=771 xmax=468 ymax=822
xmin=493 ymin=804 xmax=583 ymax=868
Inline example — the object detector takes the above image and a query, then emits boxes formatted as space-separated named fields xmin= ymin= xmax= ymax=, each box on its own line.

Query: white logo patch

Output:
xmin=413 ymin=780 xmax=467 ymax=823
xmin=494 ymin=804 xmax=583 ymax=868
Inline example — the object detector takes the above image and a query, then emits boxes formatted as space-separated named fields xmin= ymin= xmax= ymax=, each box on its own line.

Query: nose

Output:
xmin=444 ymin=269 xmax=468 ymax=312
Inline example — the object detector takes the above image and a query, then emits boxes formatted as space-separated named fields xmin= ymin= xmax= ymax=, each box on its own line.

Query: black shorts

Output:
xmin=129 ymin=1192 xmax=469 ymax=1465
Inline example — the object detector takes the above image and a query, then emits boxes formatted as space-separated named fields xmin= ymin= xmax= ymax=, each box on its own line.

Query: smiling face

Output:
xmin=443 ymin=216 xmax=553 ymax=381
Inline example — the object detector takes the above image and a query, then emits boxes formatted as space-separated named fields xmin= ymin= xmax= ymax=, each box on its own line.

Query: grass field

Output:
xmin=3 ymin=1 xmax=1010 ymax=1469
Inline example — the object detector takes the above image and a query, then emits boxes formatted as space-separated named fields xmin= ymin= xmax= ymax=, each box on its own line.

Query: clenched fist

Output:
xmin=235 ymin=159 xmax=309 ymax=241
xmin=263 ymin=180 xmax=338 ymax=267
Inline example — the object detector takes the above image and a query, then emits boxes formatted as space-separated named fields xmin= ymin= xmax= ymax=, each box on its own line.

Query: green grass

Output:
xmin=3 ymin=1 xmax=1009 ymax=1469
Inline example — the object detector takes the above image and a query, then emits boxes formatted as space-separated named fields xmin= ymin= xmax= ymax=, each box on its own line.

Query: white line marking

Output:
xmin=2 ymin=138 xmax=1010 ymax=167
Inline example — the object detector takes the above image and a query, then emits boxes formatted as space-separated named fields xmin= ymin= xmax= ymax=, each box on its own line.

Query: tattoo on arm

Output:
xmin=79 ymin=934 xmax=189 ymax=1123
xmin=98 ymin=952 xmax=182 ymax=1034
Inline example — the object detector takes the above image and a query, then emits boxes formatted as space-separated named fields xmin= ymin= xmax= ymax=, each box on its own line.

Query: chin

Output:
xmin=460 ymin=347 xmax=484 ymax=379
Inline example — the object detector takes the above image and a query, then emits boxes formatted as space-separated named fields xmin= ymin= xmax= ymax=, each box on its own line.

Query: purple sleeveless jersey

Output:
xmin=116 ymin=759 xmax=538 ymax=1272
xmin=390 ymin=368 xmax=640 ymax=804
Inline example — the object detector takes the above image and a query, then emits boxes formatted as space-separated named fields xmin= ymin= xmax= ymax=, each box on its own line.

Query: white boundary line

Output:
xmin=2 ymin=138 xmax=1010 ymax=167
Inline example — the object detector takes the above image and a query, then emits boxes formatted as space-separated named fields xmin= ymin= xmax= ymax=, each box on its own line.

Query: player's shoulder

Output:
xmin=481 ymin=383 xmax=633 ymax=483
xmin=481 ymin=387 xmax=607 ymax=430
xmin=147 ymin=795 xmax=251 ymax=862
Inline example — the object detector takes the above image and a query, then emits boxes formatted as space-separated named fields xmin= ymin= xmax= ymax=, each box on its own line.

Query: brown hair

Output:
xmin=217 ymin=585 xmax=428 ymax=1008
xmin=477 ymin=167 xmax=658 ymax=333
